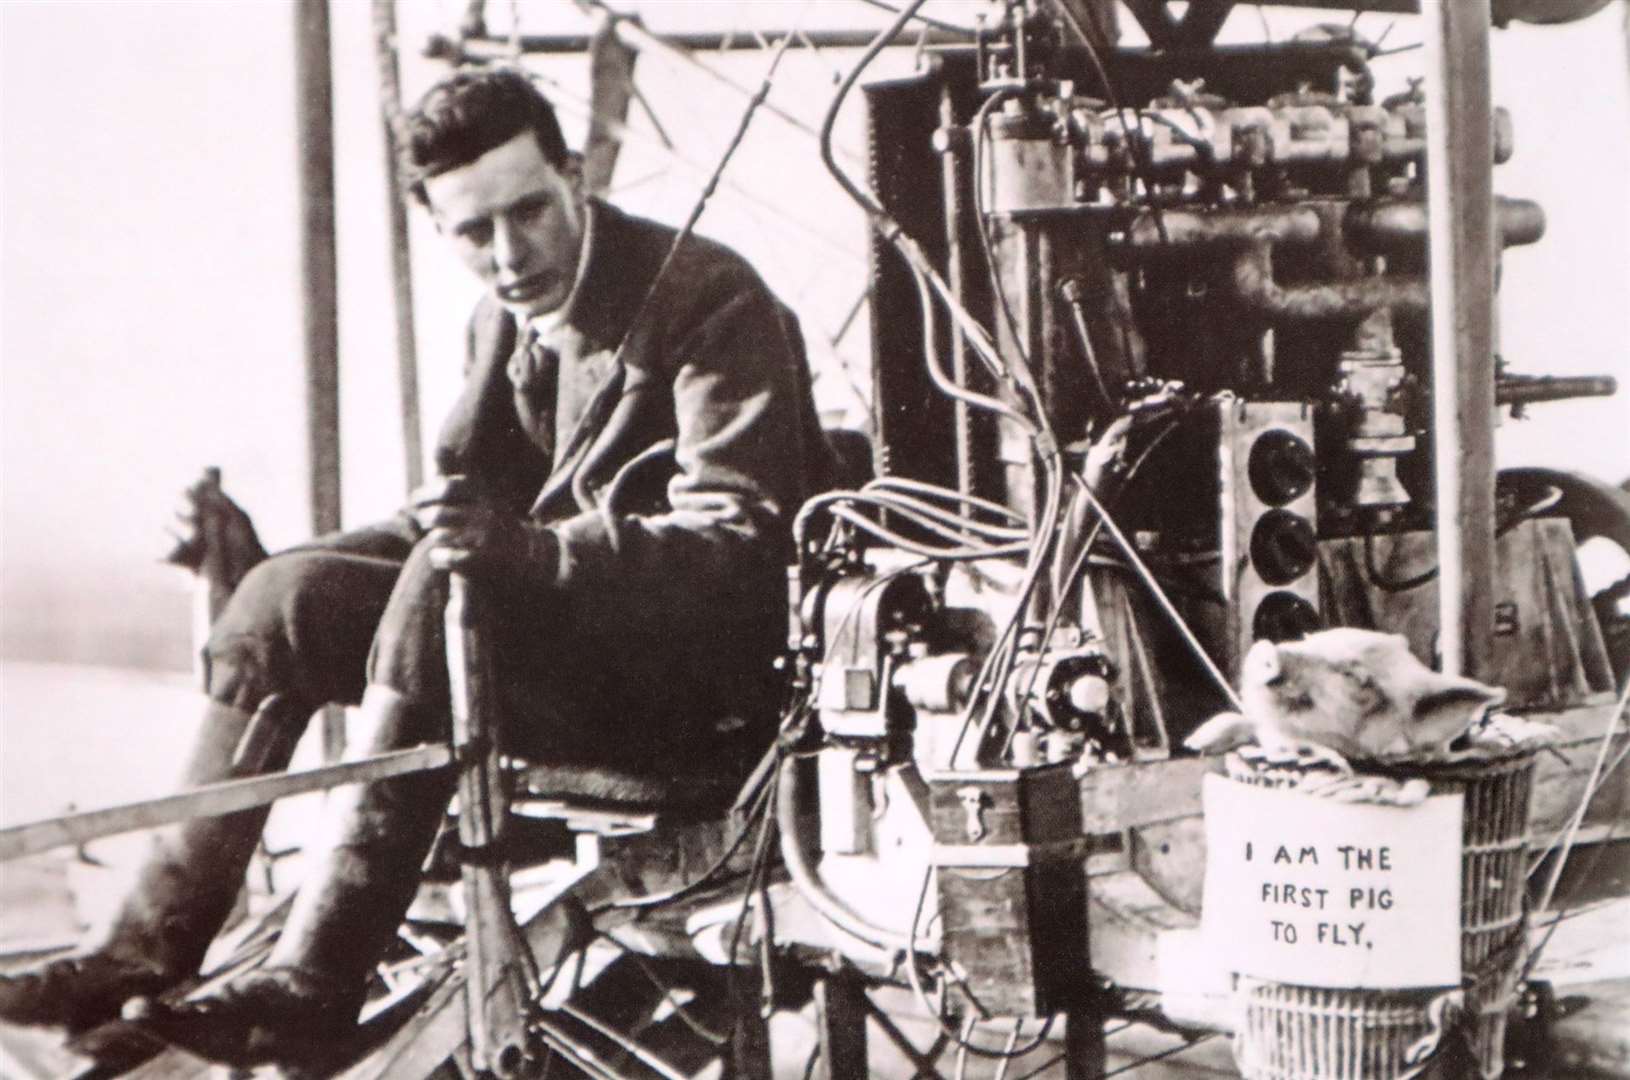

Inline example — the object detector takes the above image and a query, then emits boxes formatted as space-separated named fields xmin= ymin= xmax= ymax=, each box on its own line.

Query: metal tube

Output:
xmin=938 ymin=85 xmax=974 ymax=502
xmin=1108 ymin=197 xmax=1544 ymax=254
xmin=1349 ymin=196 xmax=1546 ymax=252
xmin=296 ymin=0 xmax=341 ymax=535
xmin=1423 ymin=0 xmax=1498 ymax=681
xmin=1228 ymin=241 xmax=1427 ymax=320
xmin=1115 ymin=206 xmax=1325 ymax=249
xmin=1496 ymin=374 xmax=1618 ymax=406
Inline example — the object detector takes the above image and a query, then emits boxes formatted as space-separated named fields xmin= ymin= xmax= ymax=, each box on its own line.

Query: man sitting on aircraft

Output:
xmin=0 ymin=66 xmax=833 ymax=1063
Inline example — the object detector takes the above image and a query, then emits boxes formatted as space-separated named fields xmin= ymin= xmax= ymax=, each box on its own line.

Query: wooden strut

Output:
xmin=1422 ymin=0 xmax=1499 ymax=682
xmin=0 ymin=745 xmax=452 ymax=863
xmin=295 ymin=0 xmax=348 ymax=762
xmin=446 ymin=572 xmax=544 ymax=1076
xmin=371 ymin=0 xmax=425 ymax=493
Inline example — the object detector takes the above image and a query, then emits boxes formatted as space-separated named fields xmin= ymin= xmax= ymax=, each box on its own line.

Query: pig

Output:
xmin=1184 ymin=628 xmax=1507 ymax=768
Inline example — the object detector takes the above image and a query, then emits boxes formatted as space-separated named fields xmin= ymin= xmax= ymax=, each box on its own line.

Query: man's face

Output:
xmin=425 ymin=130 xmax=586 ymax=320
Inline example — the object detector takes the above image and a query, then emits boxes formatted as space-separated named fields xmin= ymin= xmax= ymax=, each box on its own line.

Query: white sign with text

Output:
xmin=1201 ymin=774 xmax=1463 ymax=988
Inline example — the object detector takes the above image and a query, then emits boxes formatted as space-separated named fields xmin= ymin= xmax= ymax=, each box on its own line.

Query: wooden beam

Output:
xmin=1171 ymin=1 xmax=1237 ymax=48
xmin=371 ymin=0 xmax=424 ymax=493
xmin=814 ymin=968 xmax=870 ymax=1080
xmin=1123 ymin=0 xmax=1180 ymax=47
xmin=0 ymin=745 xmax=452 ymax=862
xmin=1422 ymin=0 xmax=1498 ymax=681
xmin=295 ymin=0 xmax=342 ymax=535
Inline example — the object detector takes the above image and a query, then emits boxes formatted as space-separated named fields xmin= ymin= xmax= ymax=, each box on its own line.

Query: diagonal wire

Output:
xmin=856 ymin=0 xmax=979 ymax=36
xmin=571 ymin=0 xmax=868 ymax=166
xmin=520 ymin=66 xmax=863 ymax=264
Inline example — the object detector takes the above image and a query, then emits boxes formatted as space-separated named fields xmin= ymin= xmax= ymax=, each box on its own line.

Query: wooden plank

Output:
xmin=1079 ymin=757 xmax=1209 ymax=833
xmin=0 ymin=745 xmax=451 ymax=862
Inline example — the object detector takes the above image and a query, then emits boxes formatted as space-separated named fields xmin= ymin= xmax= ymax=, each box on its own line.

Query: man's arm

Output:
xmin=282 ymin=512 xmax=424 ymax=561
xmin=548 ymin=267 xmax=814 ymax=602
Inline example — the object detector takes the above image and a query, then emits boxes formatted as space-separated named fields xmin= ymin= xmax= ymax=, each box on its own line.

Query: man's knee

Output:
xmin=205 ymin=552 xmax=396 ymax=711
xmin=365 ymin=539 xmax=450 ymax=707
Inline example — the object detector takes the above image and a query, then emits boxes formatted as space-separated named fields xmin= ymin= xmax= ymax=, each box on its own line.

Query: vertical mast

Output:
xmin=296 ymin=0 xmax=342 ymax=536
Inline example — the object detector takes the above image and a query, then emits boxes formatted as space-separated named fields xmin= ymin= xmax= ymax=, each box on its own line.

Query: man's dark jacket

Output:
xmin=389 ymin=199 xmax=834 ymax=767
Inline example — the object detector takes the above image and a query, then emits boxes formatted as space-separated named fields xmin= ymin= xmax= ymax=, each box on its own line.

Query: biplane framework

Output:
xmin=1 ymin=1 xmax=1628 ymax=1078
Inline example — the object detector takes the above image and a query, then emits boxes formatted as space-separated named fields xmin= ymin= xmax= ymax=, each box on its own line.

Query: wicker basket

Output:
xmin=1225 ymin=750 xmax=1536 ymax=1080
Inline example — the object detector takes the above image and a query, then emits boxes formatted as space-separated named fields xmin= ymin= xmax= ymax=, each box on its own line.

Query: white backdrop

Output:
xmin=2 ymin=1 xmax=1626 ymax=672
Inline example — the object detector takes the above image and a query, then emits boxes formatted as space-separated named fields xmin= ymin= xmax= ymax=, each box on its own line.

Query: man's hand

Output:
xmin=164 ymin=470 xmax=268 ymax=591
xmin=410 ymin=475 xmax=559 ymax=586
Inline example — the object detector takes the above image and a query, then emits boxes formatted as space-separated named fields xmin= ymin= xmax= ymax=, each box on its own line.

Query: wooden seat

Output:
xmin=510 ymin=753 xmax=763 ymax=822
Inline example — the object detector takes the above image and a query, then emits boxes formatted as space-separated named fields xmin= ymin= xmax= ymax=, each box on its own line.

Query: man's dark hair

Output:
xmin=400 ymin=67 xmax=568 ymax=204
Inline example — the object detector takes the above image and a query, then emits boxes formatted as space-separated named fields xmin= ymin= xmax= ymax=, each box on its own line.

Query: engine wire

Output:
xmin=867 ymin=475 xmax=1029 ymax=526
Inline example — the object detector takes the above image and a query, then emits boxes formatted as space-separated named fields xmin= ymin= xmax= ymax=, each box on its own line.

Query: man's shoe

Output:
xmin=0 ymin=952 xmax=177 ymax=1034
xmin=123 ymin=966 xmax=362 ymax=1068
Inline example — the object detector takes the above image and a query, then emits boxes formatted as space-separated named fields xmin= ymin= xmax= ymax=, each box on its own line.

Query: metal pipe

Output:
xmin=296 ymin=0 xmax=341 ymax=535
xmin=372 ymin=0 xmax=424 ymax=493
xmin=1228 ymin=240 xmax=1427 ymax=321
xmin=1423 ymin=0 xmax=1499 ymax=681
xmin=1349 ymin=196 xmax=1546 ymax=252
xmin=775 ymin=756 xmax=917 ymax=952
xmin=1115 ymin=206 xmax=1324 ymax=249
xmin=1109 ymin=197 xmax=1544 ymax=253
xmin=938 ymin=85 xmax=975 ymax=502
xmin=1496 ymin=374 xmax=1618 ymax=407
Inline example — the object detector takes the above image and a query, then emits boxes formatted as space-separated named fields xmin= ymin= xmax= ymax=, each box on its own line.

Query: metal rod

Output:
xmin=1422 ymin=0 xmax=1498 ymax=680
xmin=372 ymin=0 xmax=424 ymax=493
xmin=0 ymin=746 xmax=452 ymax=862
xmin=443 ymin=25 xmax=969 ymax=57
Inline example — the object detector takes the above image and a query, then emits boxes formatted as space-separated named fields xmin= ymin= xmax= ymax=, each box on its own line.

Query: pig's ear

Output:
xmin=1413 ymin=678 xmax=1507 ymax=742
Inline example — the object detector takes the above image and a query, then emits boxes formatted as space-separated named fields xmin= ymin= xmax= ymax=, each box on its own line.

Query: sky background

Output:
xmin=1 ymin=0 xmax=1626 ymax=674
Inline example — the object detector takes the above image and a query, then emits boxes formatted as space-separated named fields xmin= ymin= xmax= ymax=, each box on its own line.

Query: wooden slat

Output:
xmin=0 ymin=745 xmax=452 ymax=862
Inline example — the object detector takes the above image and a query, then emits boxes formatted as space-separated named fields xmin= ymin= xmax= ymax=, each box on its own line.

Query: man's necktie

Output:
xmin=507 ymin=330 xmax=559 ymax=459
